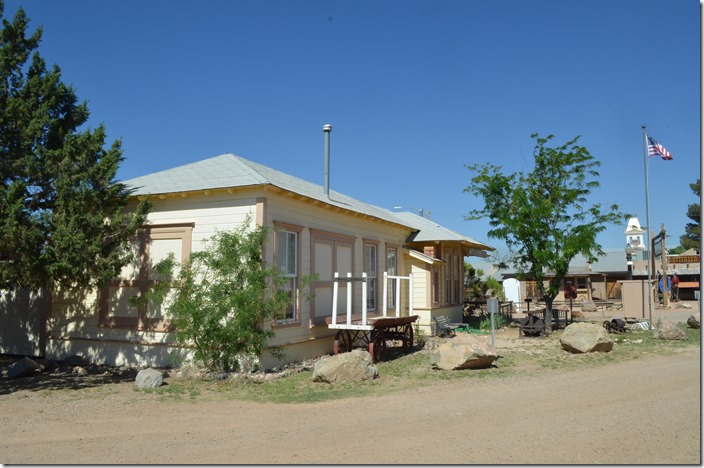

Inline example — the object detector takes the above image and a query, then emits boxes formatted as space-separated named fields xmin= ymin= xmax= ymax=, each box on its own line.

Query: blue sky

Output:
xmin=4 ymin=0 xmax=700 ymax=257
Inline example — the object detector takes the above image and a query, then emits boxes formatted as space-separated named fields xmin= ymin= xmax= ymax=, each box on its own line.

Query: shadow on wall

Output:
xmin=0 ymin=289 xmax=49 ymax=357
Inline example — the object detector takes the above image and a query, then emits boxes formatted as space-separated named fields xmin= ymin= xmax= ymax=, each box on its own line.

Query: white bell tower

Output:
xmin=625 ymin=216 xmax=646 ymax=251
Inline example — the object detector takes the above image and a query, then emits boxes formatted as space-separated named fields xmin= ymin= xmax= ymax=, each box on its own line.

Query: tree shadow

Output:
xmin=0 ymin=354 xmax=138 ymax=395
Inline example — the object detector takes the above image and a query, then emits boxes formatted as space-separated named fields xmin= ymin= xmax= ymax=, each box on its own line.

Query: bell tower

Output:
xmin=625 ymin=216 xmax=645 ymax=257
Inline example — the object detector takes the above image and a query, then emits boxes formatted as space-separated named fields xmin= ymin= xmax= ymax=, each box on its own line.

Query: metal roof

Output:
xmin=123 ymin=153 xmax=494 ymax=253
xmin=393 ymin=211 xmax=493 ymax=251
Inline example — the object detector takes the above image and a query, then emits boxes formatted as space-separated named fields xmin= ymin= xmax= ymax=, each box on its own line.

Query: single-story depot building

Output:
xmin=46 ymin=153 xmax=493 ymax=368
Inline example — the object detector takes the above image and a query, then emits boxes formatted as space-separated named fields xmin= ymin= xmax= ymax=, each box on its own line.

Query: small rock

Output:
xmin=312 ymin=349 xmax=378 ymax=384
xmin=134 ymin=368 xmax=164 ymax=389
xmin=65 ymin=355 xmax=90 ymax=367
xmin=429 ymin=336 xmax=498 ymax=370
xmin=686 ymin=313 xmax=700 ymax=329
xmin=653 ymin=318 xmax=687 ymax=340
xmin=560 ymin=322 xmax=612 ymax=353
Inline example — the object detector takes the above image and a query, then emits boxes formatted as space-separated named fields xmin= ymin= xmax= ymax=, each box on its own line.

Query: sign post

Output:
xmin=487 ymin=297 xmax=499 ymax=348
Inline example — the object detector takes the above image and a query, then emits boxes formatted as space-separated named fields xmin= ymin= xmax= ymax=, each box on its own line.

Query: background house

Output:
xmin=42 ymin=153 xmax=493 ymax=369
xmin=472 ymin=215 xmax=700 ymax=309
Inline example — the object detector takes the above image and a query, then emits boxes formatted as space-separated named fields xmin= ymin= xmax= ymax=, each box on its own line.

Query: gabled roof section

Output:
xmin=123 ymin=153 xmax=494 ymax=253
xmin=124 ymin=153 xmax=407 ymax=227
xmin=393 ymin=211 xmax=494 ymax=252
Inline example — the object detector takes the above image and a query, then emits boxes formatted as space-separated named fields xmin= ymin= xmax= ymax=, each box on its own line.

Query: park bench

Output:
xmin=433 ymin=315 xmax=465 ymax=338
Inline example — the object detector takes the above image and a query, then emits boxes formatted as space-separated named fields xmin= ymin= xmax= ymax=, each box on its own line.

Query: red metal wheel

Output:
xmin=402 ymin=324 xmax=414 ymax=353
xmin=369 ymin=330 xmax=386 ymax=363
xmin=333 ymin=330 xmax=353 ymax=354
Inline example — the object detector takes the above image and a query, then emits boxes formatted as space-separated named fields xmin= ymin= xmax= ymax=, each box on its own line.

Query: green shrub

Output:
xmin=145 ymin=221 xmax=310 ymax=372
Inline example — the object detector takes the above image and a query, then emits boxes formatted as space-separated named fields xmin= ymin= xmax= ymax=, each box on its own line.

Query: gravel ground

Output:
xmin=0 ymin=303 xmax=699 ymax=464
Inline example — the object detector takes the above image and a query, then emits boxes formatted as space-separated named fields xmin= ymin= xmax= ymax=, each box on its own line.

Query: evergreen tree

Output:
xmin=0 ymin=3 xmax=149 ymax=291
xmin=680 ymin=178 xmax=700 ymax=251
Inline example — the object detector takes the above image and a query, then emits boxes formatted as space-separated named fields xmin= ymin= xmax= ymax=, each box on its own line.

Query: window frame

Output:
xmin=99 ymin=223 xmax=193 ymax=331
xmin=385 ymin=246 xmax=398 ymax=310
xmin=273 ymin=222 xmax=303 ymax=326
xmin=363 ymin=241 xmax=379 ymax=312
xmin=444 ymin=252 xmax=451 ymax=305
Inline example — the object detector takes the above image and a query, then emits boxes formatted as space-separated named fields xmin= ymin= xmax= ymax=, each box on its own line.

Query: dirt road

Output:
xmin=0 ymin=345 xmax=699 ymax=464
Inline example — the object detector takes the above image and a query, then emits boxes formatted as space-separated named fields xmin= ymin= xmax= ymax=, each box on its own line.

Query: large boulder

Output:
xmin=686 ymin=313 xmax=700 ymax=329
xmin=429 ymin=336 xmax=498 ymax=370
xmin=312 ymin=349 xmax=379 ymax=384
xmin=653 ymin=318 xmax=688 ymax=340
xmin=134 ymin=368 xmax=164 ymax=389
xmin=560 ymin=322 xmax=612 ymax=353
xmin=8 ymin=357 xmax=41 ymax=379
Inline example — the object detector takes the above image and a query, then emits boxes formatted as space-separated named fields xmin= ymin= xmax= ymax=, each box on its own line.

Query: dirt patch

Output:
xmin=0 ymin=324 xmax=699 ymax=464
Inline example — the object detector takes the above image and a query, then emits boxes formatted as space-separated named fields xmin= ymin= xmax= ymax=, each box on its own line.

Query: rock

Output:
xmin=312 ymin=349 xmax=379 ymax=384
xmin=572 ymin=310 xmax=585 ymax=318
xmin=134 ymin=368 xmax=164 ymax=389
xmin=580 ymin=300 xmax=597 ymax=312
xmin=653 ymin=318 xmax=688 ymax=340
xmin=72 ymin=366 xmax=88 ymax=376
xmin=8 ymin=357 xmax=40 ymax=379
xmin=65 ymin=355 xmax=90 ymax=367
xmin=687 ymin=314 xmax=700 ymax=329
xmin=429 ymin=336 xmax=498 ymax=370
xmin=560 ymin=322 xmax=612 ymax=353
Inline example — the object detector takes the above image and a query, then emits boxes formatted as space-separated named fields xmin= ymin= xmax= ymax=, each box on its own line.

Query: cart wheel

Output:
xmin=333 ymin=330 xmax=353 ymax=354
xmin=402 ymin=324 xmax=414 ymax=353
xmin=369 ymin=330 xmax=386 ymax=363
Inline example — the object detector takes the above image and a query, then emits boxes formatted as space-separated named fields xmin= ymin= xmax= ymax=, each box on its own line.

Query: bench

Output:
xmin=433 ymin=315 xmax=465 ymax=338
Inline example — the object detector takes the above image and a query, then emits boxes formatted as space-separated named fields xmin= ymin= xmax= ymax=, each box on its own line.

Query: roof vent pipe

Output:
xmin=322 ymin=124 xmax=332 ymax=197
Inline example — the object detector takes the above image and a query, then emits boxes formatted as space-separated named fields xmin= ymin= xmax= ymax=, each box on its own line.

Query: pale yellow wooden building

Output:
xmin=45 ymin=154 xmax=493 ymax=369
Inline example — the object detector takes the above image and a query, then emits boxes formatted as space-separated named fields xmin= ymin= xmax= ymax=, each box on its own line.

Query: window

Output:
xmin=100 ymin=223 xmax=193 ymax=331
xmin=432 ymin=269 xmax=440 ymax=304
xmin=444 ymin=252 xmax=451 ymax=304
xmin=386 ymin=247 xmax=397 ymax=309
xmin=576 ymin=277 xmax=588 ymax=290
xmin=453 ymin=254 xmax=461 ymax=304
xmin=275 ymin=229 xmax=298 ymax=323
xmin=310 ymin=229 xmax=355 ymax=326
xmin=364 ymin=244 xmax=377 ymax=311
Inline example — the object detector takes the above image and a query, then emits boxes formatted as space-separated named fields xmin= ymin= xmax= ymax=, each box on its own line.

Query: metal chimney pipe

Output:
xmin=322 ymin=124 xmax=332 ymax=196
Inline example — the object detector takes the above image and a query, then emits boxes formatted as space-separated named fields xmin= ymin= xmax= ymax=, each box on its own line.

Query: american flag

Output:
xmin=647 ymin=135 xmax=673 ymax=160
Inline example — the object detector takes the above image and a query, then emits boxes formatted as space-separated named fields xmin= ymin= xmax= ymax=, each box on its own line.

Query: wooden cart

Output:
xmin=326 ymin=314 xmax=419 ymax=362
xmin=327 ymin=272 xmax=417 ymax=362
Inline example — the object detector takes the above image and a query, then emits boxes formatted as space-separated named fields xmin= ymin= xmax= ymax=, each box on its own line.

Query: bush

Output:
xmin=147 ymin=222 xmax=291 ymax=372
xmin=479 ymin=312 xmax=509 ymax=330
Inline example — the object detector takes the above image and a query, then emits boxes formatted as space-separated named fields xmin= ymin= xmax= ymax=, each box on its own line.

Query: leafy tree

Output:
xmin=680 ymin=178 xmax=700 ymax=251
xmin=464 ymin=133 xmax=622 ymax=331
xmin=150 ymin=223 xmax=313 ymax=372
xmin=464 ymin=262 xmax=505 ymax=302
xmin=668 ymin=245 xmax=685 ymax=255
xmin=0 ymin=3 xmax=149 ymax=291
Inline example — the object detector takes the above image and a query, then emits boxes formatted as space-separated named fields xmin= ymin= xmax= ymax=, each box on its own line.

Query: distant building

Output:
xmin=476 ymin=216 xmax=700 ymax=305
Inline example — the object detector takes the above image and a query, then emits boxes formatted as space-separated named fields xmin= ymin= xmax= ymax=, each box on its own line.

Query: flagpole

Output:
xmin=641 ymin=124 xmax=653 ymax=329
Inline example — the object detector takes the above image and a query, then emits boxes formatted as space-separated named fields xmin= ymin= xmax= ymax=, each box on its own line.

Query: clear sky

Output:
xmin=4 ymin=0 xmax=700 ymax=257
